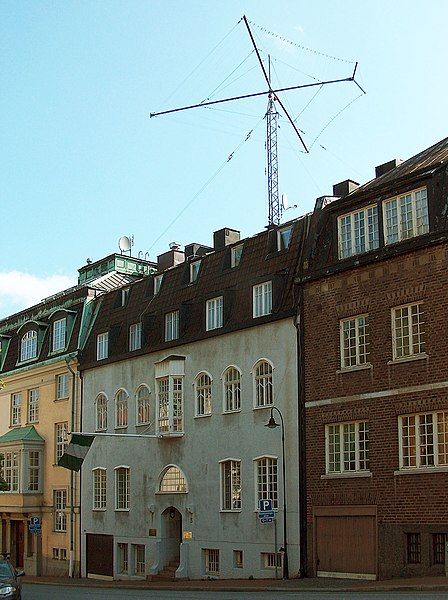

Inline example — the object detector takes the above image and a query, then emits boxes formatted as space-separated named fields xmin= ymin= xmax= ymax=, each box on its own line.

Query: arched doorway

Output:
xmin=161 ymin=507 xmax=182 ymax=567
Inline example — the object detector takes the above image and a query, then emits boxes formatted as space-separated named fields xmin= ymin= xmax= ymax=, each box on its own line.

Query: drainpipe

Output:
xmin=65 ymin=356 xmax=77 ymax=578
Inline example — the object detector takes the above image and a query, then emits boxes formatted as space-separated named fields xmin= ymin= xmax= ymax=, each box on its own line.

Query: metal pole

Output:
xmin=274 ymin=516 xmax=278 ymax=580
xmin=280 ymin=413 xmax=289 ymax=579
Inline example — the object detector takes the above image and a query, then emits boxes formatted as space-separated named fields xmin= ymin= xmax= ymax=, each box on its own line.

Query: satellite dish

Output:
xmin=282 ymin=194 xmax=289 ymax=210
xmin=118 ymin=235 xmax=131 ymax=253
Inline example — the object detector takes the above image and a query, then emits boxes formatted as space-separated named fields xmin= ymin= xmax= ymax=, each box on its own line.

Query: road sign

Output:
xmin=29 ymin=523 xmax=41 ymax=534
xmin=260 ymin=517 xmax=274 ymax=524
xmin=259 ymin=511 xmax=275 ymax=519
xmin=259 ymin=499 xmax=273 ymax=512
xmin=30 ymin=517 xmax=40 ymax=526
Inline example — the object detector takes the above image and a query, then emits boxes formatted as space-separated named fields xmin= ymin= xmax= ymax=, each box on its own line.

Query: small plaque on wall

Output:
xmin=183 ymin=531 xmax=193 ymax=539
xmin=148 ymin=529 xmax=157 ymax=536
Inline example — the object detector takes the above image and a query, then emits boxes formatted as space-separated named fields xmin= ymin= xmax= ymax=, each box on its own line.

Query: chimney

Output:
xmin=157 ymin=246 xmax=185 ymax=271
xmin=375 ymin=159 xmax=403 ymax=178
xmin=184 ymin=243 xmax=213 ymax=259
xmin=333 ymin=179 xmax=360 ymax=198
xmin=213 ymin=227 xmax=241 ymax=250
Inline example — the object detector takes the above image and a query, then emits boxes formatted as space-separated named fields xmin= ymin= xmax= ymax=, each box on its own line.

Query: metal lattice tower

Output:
xmin=266 ymin=93 xmax=280 ymax=225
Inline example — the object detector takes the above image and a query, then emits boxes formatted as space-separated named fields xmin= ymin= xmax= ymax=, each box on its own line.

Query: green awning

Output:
xmin=0 ymin=426 xmax=44 ymax=444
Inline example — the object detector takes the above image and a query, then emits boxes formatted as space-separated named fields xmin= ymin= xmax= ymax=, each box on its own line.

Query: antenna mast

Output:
xmin=266 ymin=57 xmax=280 ymax=225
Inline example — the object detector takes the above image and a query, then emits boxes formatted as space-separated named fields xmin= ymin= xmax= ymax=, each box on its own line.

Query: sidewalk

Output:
xmin=22 ymin=573 xmax=448 ymax=593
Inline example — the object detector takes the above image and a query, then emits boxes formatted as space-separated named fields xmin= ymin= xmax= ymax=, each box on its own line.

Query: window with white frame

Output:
xmin=262 ymin=552 xmax=282 ymax=569
xmin=11 ymin=393 xmax=22 ymax=426
xmin=28 ymin=451 xmax=40 ymax=491
xmin=55 ymin=422 xmax=68 ymax=463
xmin=1 ymin=451 xmax=19 ymax=492
xmin=136 ymin=385 xmax=151 ymax=425
xmin=96 ymin=332 xmax=109 ymax=360
xmin=234 ymin=550 xmax=243 ymax=568
xmin=231 ymin=244 xmax=243 ymax=268
xmin=115 ymin=467 xmax=130 ymax=510
xmin=223 ymin=367 xmax=241 ymax=413
xmin=253 ymin=281 xmax=272 ymax=318
xmin=277 ymin=225 xmax=293 ymax=251
xmin=54 ymin=489 xmax=67 ymax=531
xmin=56 ymin=373 xmax=69 ymax=400
xmin=338 ymin=205 xmax=379 ymax=259
xmin=28 ymin=388 xmax=39 ymax=423
xmin=121 ymin=287 xmax=130 ymax=306
xmin=156 ymin=376 xmax=183 ymax=433
xmin=190 ymin=260 xmax=201 ymax=283
xmin=20 ymin=330 xmax=37 ymax=362
xmin=115 ymin=390 xmax=128 ymax=428
xmin=165 ymin=310 xmax=179 ymax=342
xmin=133 ymin=544 xmax=145 ymax=575
xmin=254 ymin=360 xmax=273 ymax=408
xmin=154 ymin=274 xmax=163 ymax=295
xmin=399 ymin=411 xmax=448 ymax=469
xmin=204 ymin=548 xmax=219 ymax=575
xmin=326 ymin=421 xmax=369 ymax=474
xmin=340 ymin=315 xmax=370 ymax=368
xmin=383 ymin=187 xmax=429 ymax=245
xmin=392 ymin=302 xmax=425 ymax=360
xmin=95 ymin=393 xmax=108 ymax=431
xmin=52 ymin=318 xmax=66 ymax=352
xmin=220 ymin=459 xmax=241 ymax=510
xmin=117 ymin=542 xmax=128 ymax=573
xmin=206 ymin=296 xmax=223 ymax=331
xmin=195 ymin=372 xmax=212 ymax=416
xmin=255 ymin=456 xmax=278 ymax=509
xmin=159 ymin=465 xmax=187 ymax=493
xmin=93 ymin=468 xmax=106 ymax=510
xmin=129 ymin=322 xmax=142 ymax=351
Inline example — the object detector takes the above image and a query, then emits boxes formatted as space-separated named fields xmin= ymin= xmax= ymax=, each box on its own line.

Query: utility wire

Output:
xmin=309 ymin=92 xmax=365 ymax=149
xmin=201 ymin=50 xmax=255 ymax=102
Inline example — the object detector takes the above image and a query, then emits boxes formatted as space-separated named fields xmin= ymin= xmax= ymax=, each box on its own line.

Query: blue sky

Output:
xmin=1 ymin=0 xmax=447 ymax=317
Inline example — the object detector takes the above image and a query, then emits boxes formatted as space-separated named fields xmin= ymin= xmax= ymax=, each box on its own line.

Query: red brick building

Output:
xmin=299 ymin=137 xmax=448 ymax=579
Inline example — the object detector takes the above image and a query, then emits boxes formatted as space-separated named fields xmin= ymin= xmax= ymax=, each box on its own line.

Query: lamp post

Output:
xmin=265 ymin=406 xmax=289 ymax=579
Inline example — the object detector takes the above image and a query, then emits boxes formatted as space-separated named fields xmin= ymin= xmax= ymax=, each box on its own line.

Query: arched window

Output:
xmin=115 ymin=389 xmax=129 ymax=428
xmin=95 ymin=393 xmax=108 ymax=431
xmin=253 ymin=360 xmax=273 ymax=408
xmin=223 ymin=367 xmax=241 ymax=413
xmin=136 ymin=385 xmax=151 ymax=425
xmin=21 ymin=330 xmax=37 ymax=362
xmin=159 ymin=465 xmax=187 ymax=493
xmin=195 ymin=372 xmax=212 ymax=416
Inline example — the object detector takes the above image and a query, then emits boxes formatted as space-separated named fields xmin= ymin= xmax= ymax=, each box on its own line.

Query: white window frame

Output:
xmin=129 ymin=322 xmax=142 ymax=351
xmin=383 ymin=187 xmax=429 ymax=245
xmin=121 ymin=287 xmax=130 ymax=306
xmin=165 ymin=310 xmax=179 ymax=342
xmin=52 ymin=317 xmax=66 ymax=352
xmin=56 ymin=373 xmax=69 ymax=400
xmin=55 ymin=422 xmax=68 ymax=463
xmin=136 ymin=385 xmax=151 ymax=425
xmin=325 ymin=421 xmax=370 ymax=475
xmin=204 ymin=548 xmax=219 ymax=576
xmin=28 ymin=388 xmax=39 ymax=423
xmin=11 ymin=393 xmax=22 ymax=426
xmin=1 ymin=451 xmax=20 ymax=492
xmin=206 ymin=296 xmax=223 ymax=331
xmin=117 ymin=542 xmax=129 ymax=573
xmin=28 ymin=450 xmax=40 ymax=492
xmin=398 ymin=411 xmax=448 ymax=470
xmin=133 ymin=544 xmax=146 ymax=576
xmin=190 ymin=260 xmax=201 ymax=283
xmin=254 ymin=455 xmax=278 ymax=510
xmin=156 ymin=376 xmax=183 ymax=433
xmin=262 ymin=552 xmax=282 ymax=569
xmin=391 ymin=302 xmax=425 ymax=360
xmin=95 ymin=393 xmax=108 ymax=431
xmin=253 ymin=359 xmax=274 ymax=408
xmin=92 ymin=467 xmax=107 ymax=510
xmin=230 ymin=244 xmax=243 ymax=268
xmin=277 ymin=225 xmax=293 ymax=251
xmin=154 ymin=274 xmax=163 ymax=295
xmin=222 ymin=366 xmax=241 ymax=413
xmin=158 ymin=465 xmax=188 ymax=493
xmin=54 ymin=489 xmax=67 ymax=532
xmin=194 ymin=372 xmax=212 ymax=417
xmin=20 ymin=330 xmax=37 ymax=362
xmin=340 ymin=314 xmax=370 ymax=369
xmin=115 ymin=389 xmax=129 ymax=429
xmin=115 ymin=466 xmax=130 ymax=510
xmin=220 ymin=458 xmax=242 ymax=511
xmin=253 ymin=281 xmax=272 ymax=318
xmin=96 ymin=332 xmax=109 ymax=360
xmin=338 ymin=204 xmax=379 ymax=259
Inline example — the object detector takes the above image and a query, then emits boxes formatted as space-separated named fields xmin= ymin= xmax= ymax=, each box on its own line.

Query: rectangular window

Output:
xmin=262 ymin=552 xmax=282 ymax=569
xmin=432 ymin=533 xmax=447 ymax=565
xmin=233 ymin=550 xmax=243 ymax=568
xmin=121 ymin=287 xmax=130 ymax=306
xmin=56 ymin=374 xmax=69 ymax=400
xmin=118 ymin=543 xmax=128 ymax=573
xmin=220 ymin=460 xmax=241 ymax=511
xmin=28 ymin=388 xmax=39 ymax=423
xmin=154 ymin=274 xmax=163 ymax=295
xmin=384 ymin=188 xmax=429 ymax=245
xmin=406 ymin=533 xmax=421 ymax=564
xmin=133 ymin=544 xmax=145 ymax=575
xmin=97 ymin=332 xmax=109 ymax=360
xmin=206 ymin=296 xmax=223 ymax=331
xmin=28 ymin=451 xmax=40 ymax=492
xmin=392 ymin=303 xmax=425 ymax=359
xmin=340 ymin=315 xmax=369 ymax=368
xmin=54 ymin=489 xmax=67 ymax=532
xmin=55 ymin=422 xmax=68 ymax=463
xmin=1 ymin=451 xmax=19 ymax=492
xmin=11 ymin=393 xmax=22 ymax=426
xmin=165 ymin=310 xmax=179 ymax=342
xmin=129 ymin=322 xmax=142 ymax=351
xmin=93 ymin=468 xmax=106 ymax=510
xmin=338 ymin=205 xmax=379 ymax=259
xmin=52 ymin=548 xmax=59 ymax=560
xmin=399 ymin=411 xmax=448 ymax=469
xmin=256 ymin=457 xmax=278 ymax=509
xmin=60 ymin=548 xmax=67 ymax=560
xmin=231 ymin=245 xmax=243 ymax=268
xmin=326 ymin=421 xmax=369 ymax=474
xmin=204 ymin=548 xmax=219 ymax=575
xmin=190 ymin=260 xmax=201 ymax=283
xmin=253 ymin=281 xmax=272 ymax=318
xmin=277 ymin=225 xmax=292 ymax=251
xmin=52 ymin=318 xmax=66 ymax=352
xmin=115 ymin=467 xmax=130 ymax=510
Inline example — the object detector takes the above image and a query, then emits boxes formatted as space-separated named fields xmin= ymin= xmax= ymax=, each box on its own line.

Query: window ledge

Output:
xmin=394 ymin=467 xmax=448 ymax=476
xmin=155 ymin=491 xmax=188 ymax=495
xmin=220 ymin=509 xmax=242 ymax=514
xmin=114 ymin=426 xmax=128 ymax=430
xmin=92 ymin=508 xmax=107 ymax=512
xmin=114 ymin=509 xmax=130 ymax=512
xmin=253 ymin=404 xmax=273 ymax=411
xmin=157 ymin=432 xmax=184 ymax=438
xmin=388 ymin=353 xmax=428 ymax=365
xmin=222 ymin=410 xmax=242 ymax=415
xmin=194 ymin=414 xmax=212 ymax=419
xmin=321 ymin=471 xmax=372 ymax=480
xmin=337 ymin=363 xmax=372 ymax=374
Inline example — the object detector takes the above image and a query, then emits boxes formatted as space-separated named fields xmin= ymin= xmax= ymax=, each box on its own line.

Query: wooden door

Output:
xmin=86 ymin=533 xmax=113 ymax=577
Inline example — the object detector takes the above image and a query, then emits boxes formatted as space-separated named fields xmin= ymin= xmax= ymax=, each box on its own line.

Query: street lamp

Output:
xmin=265 ymin=406 xmax=289 ymax=579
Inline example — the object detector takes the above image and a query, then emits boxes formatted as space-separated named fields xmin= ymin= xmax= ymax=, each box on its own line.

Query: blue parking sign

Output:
xmin=259 ymin=499 xmax=273 ymax=512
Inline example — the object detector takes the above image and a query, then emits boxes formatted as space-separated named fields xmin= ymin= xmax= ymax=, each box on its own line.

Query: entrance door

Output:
xmin=10 ymin=521 xmax=24 ymax=568
xmin=161 ymin=507 xmax=182 ymax=567
xmin=86 ymin=533 xmax=114 ymax=578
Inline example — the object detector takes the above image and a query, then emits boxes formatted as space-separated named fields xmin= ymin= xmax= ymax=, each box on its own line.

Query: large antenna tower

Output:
xmin=150 ymin=15 xmax=365 ymax=226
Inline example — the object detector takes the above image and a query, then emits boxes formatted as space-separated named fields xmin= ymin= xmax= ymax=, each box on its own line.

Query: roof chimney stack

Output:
xmin=332 ymin=179 xmax=360 ymax=198
xmin=375 ymin=159 xmax=404 ymax=178
xmin=213 ymin=227 xmax=241 ymax=250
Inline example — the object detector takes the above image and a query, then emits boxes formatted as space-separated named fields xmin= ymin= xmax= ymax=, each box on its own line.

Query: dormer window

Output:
xmin=277 ymin=226 xmax=292 ymax=251
xmin=231 ymin=245 xmax=243 ymax=268
xmin=154 ymin=274 xmax=163 ymax=295
xmin=338 ymin=205 xmax=379 ymax=259
xmin=383 ymin=187 xmax=429 ymax=245
xmin=190 ymin=260 xmax=201 ymax=283
xmin=121 ymin=288 xmax=130 ymax=306
xmin=20 ymin=330 xmax=37 ymax=362
xmin=97 ymin=332 xmax=109 ymax=360
xmin=52 ymin=318 xmax=67 ymax=352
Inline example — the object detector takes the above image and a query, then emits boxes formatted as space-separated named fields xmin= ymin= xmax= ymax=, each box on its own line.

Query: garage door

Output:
xmin=86 ymin=533 xmax=114 ymax=579
xmin=315 ymin=507 xmax=376 ymax=580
